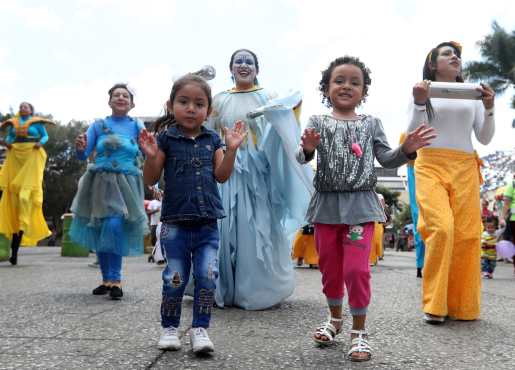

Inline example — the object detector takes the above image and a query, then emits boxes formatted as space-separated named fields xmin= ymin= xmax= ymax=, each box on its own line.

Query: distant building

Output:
xmin=136 ymin=116 xmax=158 ymax=131
xmin=376 ymin=166 xmax=409 ymax=204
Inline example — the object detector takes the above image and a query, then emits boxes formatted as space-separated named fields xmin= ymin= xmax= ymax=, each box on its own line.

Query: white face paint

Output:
xmin=231 ymin=51 xmax=257 ymax=88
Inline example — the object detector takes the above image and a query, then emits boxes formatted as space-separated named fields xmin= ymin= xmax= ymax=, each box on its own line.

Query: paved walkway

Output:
xmin=1 ymin=248 xmax=514 ymax=369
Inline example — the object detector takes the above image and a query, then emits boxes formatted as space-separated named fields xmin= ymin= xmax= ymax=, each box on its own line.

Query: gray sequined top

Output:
xmin=296 ymin=114 xmax=413 ymax=225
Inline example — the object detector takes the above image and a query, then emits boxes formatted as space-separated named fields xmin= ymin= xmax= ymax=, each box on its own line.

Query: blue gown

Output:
xmin=207 ymin=88 xmax=312 ymax=309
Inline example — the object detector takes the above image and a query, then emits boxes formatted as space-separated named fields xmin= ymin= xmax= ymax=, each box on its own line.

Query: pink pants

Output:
xmin=314 ymin=222 xmax=374 ymax=315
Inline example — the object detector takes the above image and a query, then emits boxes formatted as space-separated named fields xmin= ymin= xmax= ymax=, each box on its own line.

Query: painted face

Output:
xmin=231 ymin=51 xmax=257 ymax=87
xmin=19 ymin=102 xmax=32 ymax=116
xmin=171 ymin=83 xmax=210 ymax=136
xmin=108 ymin=88 xmax=133 ymax=116
xmin=326 ymin=64 xmax=364 ymax=112
xmin=434 ymin=45 xmax=461 ymax=79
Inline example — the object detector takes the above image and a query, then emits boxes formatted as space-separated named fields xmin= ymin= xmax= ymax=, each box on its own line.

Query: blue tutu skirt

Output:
xmin=70 ymin=168 xmax=148 ymax=256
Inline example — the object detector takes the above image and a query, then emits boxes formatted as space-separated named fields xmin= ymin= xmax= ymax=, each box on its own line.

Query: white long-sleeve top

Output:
xmin=408 ymin=99 xmax=495 ymax=153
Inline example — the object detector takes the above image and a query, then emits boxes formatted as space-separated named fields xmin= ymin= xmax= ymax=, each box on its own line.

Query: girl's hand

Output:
xmin=33 ymin=142 xmax=41 ymax=150
xmin=402 ymin=123 xmax=436 ymax=154
xmin=75 ymin=133 xmax=87 ymax=152
xmin=224 ymin=120 xmax=247 ymax=151
xmin=139 ymin=129 xmax=159 ymax=158
xmin=300 ymin=128 xmax=320 ymax=153
xmin=477 ymin=83 xmax=495 ymax=110
xmin=413 ymin=80 xmax=430 ymax=105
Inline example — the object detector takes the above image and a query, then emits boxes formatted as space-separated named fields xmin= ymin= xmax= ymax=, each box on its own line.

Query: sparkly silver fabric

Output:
xmin=296 ymin=114 xmax=410 ymax=224
xmin=311 ymin=115 xmax=377 ymax=192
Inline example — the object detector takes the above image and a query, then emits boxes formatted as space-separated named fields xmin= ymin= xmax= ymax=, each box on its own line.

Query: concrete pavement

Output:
xmin=1 ymin=247 xmax=515 ymax=369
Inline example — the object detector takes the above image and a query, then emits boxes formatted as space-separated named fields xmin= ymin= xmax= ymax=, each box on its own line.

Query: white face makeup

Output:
xmin=231 ymin=51 xmax=257 ymax=88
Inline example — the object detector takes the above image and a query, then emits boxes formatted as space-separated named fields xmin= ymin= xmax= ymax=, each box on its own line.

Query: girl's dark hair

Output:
xmin=108 ymin=83 xmax=134 ymax=104
xmin=319 ymin=56 xmax=372 ymax=108
xmin=153 ymin=74 xmax=212 ymax=133
xmin=422 ymin=42 xmax=464 ymax=121
xmin=19 ymin=101 xmax=34 ymax=115
xmin=229 ymin=48 xmax=260 ymax=85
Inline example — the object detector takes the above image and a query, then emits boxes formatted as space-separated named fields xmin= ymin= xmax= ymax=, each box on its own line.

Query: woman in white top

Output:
xmin=408 ymin=41 xmax=495 ymax=324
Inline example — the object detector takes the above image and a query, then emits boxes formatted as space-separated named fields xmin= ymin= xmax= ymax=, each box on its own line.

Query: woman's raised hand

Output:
xmin=138 ymin=129 xmax=159 ymax=158
xmin=477 ymin=83 xmax=495 ymax=110
xmin=402 ymin=123 xmax=437 ymax=154
xmin=224 ymin=120 xmax=247 ymax=151
xmin=413 ymin=80 xmax=431 ymax=105
xmin=75 ymin=133 xmax=87 ymax=152
xmin=301 ymin=128 xmax=320 ymax=153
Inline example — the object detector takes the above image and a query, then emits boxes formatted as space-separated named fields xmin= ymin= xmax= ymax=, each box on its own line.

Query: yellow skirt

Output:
xmin=291 ymin=230 xmax=319 ymax=265
xmin=0 ymin=143 xmax=50 ymax=246
xmin=415 ymin=148 xmax=482 ymax=320
xmin=369 ymin=222 xmax=384 ymax=265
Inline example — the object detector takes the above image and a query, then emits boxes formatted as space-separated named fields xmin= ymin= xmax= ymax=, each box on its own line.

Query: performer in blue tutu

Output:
xmin=71 ymin=83 xmax=149 ymax=300
xmin=207 ymin=49 xmax=311 ymax=310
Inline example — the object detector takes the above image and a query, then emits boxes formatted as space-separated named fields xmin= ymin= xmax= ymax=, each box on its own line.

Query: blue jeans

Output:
xmin=160 ymin=222 xmax=219 ymax=329
xmin=481 ymin=258 xmax=496 ymax=274
xmin=97 ymin=252 xmax=122 ymax=281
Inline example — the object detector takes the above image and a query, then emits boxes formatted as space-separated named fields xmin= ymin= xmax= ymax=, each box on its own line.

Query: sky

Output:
xmin=0 ymin=0 xmax=514 ymax=156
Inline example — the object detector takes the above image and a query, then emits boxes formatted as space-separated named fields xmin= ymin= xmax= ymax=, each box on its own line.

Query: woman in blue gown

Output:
xmin=207 ymin=49 xmax=311 ymax=309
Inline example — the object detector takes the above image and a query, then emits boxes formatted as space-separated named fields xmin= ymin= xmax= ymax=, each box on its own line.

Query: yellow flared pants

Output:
xmin=369 ymin=222 xmax=384 ymax=265
xmin=415 ymin=148 xmax=482 ymax=320
xmin=0 ymin=143 xmax=50 ymax=246
xmin=291 ymin=230 xmax=319 ymax=265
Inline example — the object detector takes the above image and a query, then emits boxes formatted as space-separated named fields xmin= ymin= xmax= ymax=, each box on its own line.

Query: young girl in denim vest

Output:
xmin=140 ymin=74 xmax=246 ymax=354
xmin=296 ymin=56 xmax=435 ymax=362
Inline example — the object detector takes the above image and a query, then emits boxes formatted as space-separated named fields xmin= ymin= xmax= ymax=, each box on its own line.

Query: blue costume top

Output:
xmin=5 ymin=116 xmax=49 ymax=144
xmin=70 ymin=115 xmax=148 ymax=256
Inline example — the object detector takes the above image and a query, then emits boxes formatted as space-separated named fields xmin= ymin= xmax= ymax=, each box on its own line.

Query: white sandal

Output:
xmin=312 ymin=317 xmax=343 ymax=345
xmin=347 ymin=329 xmax=372 ymax=362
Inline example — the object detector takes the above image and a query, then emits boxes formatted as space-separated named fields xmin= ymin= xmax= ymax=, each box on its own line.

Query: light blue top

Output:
xmin=76 ymin=115 xmax=144 ymax=176
xmin=5 ymin=116 xmax=49 ymax=144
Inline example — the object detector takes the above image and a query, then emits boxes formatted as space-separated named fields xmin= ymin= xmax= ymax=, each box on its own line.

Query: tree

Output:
xmin=463 ymin=21 xmax=515 ymax=109
xmin=43 ymin=120 xmax=88 ymax=232
xmin=392 ymin=202 xmax=412 ymax=233
xmin=376 ymin=185 xmax=402 ymax=212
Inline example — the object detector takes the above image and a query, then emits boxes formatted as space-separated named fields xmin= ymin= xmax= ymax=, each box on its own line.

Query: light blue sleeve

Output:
xmin=135 ymin=118 xmax=145 ymax=132
xmin=76 ymin=120 xmax=100 ymax=160
xmin=33 ymin=123 xmax=49 ymax=145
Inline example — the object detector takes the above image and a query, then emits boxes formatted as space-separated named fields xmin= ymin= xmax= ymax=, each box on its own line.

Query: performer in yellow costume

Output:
xmin=0 ymin=102 xmax=52 ymax=265
xmin=369 ymin=222 xmax=384 ymax=266
xmin=369 ymin=193 xmax=387 ymax=266
xmin=408 ymin=42 xmax=495 ymax=323
xmin=292 ymin=224 xmax=318 ymax=267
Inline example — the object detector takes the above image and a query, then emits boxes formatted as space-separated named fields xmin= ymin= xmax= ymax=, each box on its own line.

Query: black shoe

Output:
xmin=92 ymin=285 xmax=111 ymax=295
xmin=416 ymin=268 xmax=422 ymax=278
xmin=110 ymin=286 xmax=123 ymax=300
xmin=9 ymin=255 xmax=17 ymax=265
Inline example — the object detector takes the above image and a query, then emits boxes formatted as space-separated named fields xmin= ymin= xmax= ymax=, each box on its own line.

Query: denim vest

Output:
xmin=158 ymin=126 xmax=225 ymax=222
